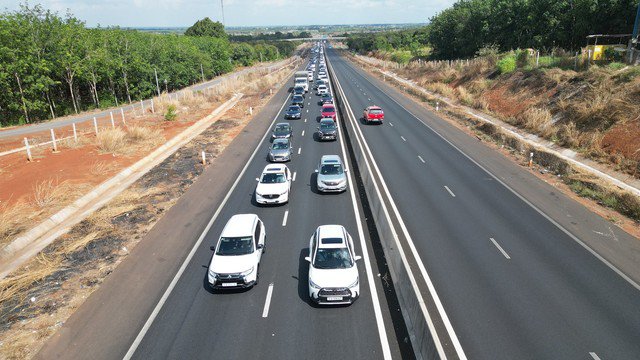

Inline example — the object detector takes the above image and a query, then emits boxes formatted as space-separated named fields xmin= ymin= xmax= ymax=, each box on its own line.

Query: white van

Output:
xmin=295 ymin=77 xmax=308 ymax=92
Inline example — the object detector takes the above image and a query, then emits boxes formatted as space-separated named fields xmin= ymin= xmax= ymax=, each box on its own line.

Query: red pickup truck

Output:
xmin=363 ymin=106 xmax=384 ymax=124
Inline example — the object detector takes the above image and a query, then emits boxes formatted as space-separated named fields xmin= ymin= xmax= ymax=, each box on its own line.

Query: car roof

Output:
xmin=320 ymin=154 xmax=342 ymax=164
xmin=262 ymin=164 xmax=287 ymax=173
xmin=319 ymin=118 xmax=335 ymax=124
xmin=322 ymin=104 xmax=335 ymax=109
xmin=367 ymin=106 xmax=382 ymax=110
xmin=221 ymin=214 xmax=259 ymax=238
xmin=316 ymin=225 xmax=347 ymax=249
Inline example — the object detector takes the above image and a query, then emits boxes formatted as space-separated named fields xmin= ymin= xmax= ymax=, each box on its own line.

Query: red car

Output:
xmin=363 ymin=105 xmax=384 ymax=124
xmin=321 ymin=104 xmax=337 ymax=121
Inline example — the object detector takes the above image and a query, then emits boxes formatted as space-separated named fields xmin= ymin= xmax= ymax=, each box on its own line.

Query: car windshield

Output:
xmin=216 ymin=236 xmax=253 ymax=256
xmin=261 ymin=173 xmax=286 ymax=183
xmin=313 ymin=247 xmax=353 ymax=269
xmin=275 ymin=125 xmax=289 ymax=132
xmin=320 ymin=163 xmax=343 ymax=175
xmin=293 ymin=96 xmax=303 ymax=101
xmin=320 ymin=123 xmax=336 ymax=130
xmin=288 ymin=106 xmax=300 ymax=112
xmin=272 ymin=142 xmax=289 ymax=150
xmin=370 ymin=109 xmax=383 ymax=114
xmin=323 ymin=107 xmax=335 ymax=113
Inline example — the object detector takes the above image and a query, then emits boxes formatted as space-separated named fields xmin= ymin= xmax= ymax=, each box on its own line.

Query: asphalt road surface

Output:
xmin=326 ymin=47 xmax=640 ymax=360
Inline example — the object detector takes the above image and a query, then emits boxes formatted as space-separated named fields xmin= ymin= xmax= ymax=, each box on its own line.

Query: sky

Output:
xmin=0 ymin=0 xmax=456 ymax=27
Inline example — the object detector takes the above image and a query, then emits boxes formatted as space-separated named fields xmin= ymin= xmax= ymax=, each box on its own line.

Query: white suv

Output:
xmin=306 ymin=225 xmax=361 ymax=305
xmin=208 ymin=214 xmax=265 ymax=290
xmin=317 ymin=84 xmax=328 ymax=95
xmin=255 ymin=164 xmax=292 ymax=205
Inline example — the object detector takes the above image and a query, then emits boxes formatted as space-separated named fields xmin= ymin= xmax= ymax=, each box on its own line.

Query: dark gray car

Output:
xmin=317 ymin=118 xmax=337 ymax=141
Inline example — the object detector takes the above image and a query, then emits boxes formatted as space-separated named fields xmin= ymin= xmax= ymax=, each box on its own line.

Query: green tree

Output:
xmin=185 ymin=17 xmax=226 ymax=38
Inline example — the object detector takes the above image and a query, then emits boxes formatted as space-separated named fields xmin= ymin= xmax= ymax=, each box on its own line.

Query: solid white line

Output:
xmin=418 ymin=156 xmax=426 ymax=163
xmin=123 ymin=80 xmax=293 ymax=360
xmin=292 ymin=171 xmax=297 ymax=182
xmin=490 ymin=238 xmax=511 ymax=260
xmin=589 ymin=352 xmax=602 ymax=360
xmin=330 ymin=58 xmax=464 ymax=360
xmin=297 ymin=147 xmax=301 ymax=155
xmin=444 ymin=186 xmax=456 ymax=197
xmin=282 ymin=210 xmax=289 ymax=226
xmin=401 ymin=136 xmax=407 ymax=142
xmin=301 ymin=130 xmax=305 ymax=136
xmin=262 ymin=283 xmax=275 ymax=318
xmin=326 ymin=56 xmax=393 ymax=360
xmin=349 ymin=61 xmax=640 ymax=292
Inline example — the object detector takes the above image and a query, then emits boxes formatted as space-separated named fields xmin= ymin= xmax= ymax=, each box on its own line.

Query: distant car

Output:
xmin=306 ymin=224 xmax=360 ymax=305
xmin=321 ymin=104 xmax=336 ymax=120
xmin=255 ymin=164 xmax=291 ymax=205
xmin=292 ymin=95 xmax=305 ymax=108
xmin=317 ymin=85 xmax=329 ymax=95
xmin=207 ymin=214 xmax=265 ymax=290
xmin=268 ymin=138 xmax=292 ymax=162
xmin=363 ymin=105 xmax=384 ymax=124
xmin=317 ymin=119 xmax=338 ymax=141
xmin=315 ymin=155 xmax=347 ymax=192
xmin=314 ymin=79 xmax=326 ymax=89
xmin=319 ymin=93 xmax=333 ymax=105
xmin=271 ymin=122 xmax=292 ymax=140
xmin=307 ymin=71 xmax=314 ymax=81
xmin=285 ymin=105 xmax=302 ymax=119
xmin=293 ymin=86 xmax=305 ymax=97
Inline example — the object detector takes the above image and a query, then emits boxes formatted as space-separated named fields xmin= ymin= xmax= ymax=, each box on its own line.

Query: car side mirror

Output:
xmin=344 ymin=169 xmax=349 ymax=172
xmin=256 ymin=178 xmax=260 ymax=182
xmin=210 ymin=246 xmax=216 ymax=251
xmin=257 ymin=244 xmax=264 ymax=250
xmin=304 ymin=256 xmax=311 ymax=262
xmin=354 ymin=255 xmax=362 ymax=261
xmin=314 ymin=169 xmax=319 ymax=173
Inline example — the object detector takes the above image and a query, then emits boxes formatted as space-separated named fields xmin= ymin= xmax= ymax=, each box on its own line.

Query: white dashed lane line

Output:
xmin=444 ymin=186 xmax=456 ymax=197
xmin=292 ymin=172 xmax=297 ymax=182
xmin=418 ymin=156 xmax=426 ymax=164
xmin=401 ymin=136 xmax=407 ymax=142
xmin=490 ymin=238 xmax=511 ymax=260
xmin=301 ymin=130 xmax=305 ymax=136
xmin=298 ymin=147 xmax=302 ymax=155
xmin=589 ymin=353 xmax=601 ymax=360
xmin=389 ymin=123 xmax=394 ymax=127
xmin=282 ymin=210 xmax=289 ymax=226
xmin=262 ymin=283 xmax=274 ymax=318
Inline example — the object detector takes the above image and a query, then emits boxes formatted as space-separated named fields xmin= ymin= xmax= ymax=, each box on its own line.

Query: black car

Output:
xmin=285 ymin=105 xmax=302 ymax=119
xmin=291 ymin=95 xmax=305 ymax=108
xmin=319 ymin=93 xmax=333 ymax=105
xmin=317 ymin=119 xmax=338 ymax=141
xmin=293 ymin=86 xmax=305 ymax=97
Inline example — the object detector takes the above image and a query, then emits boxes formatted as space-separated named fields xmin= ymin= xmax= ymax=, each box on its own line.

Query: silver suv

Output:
xmin=315 ymin=155 xmax=348 ymax=192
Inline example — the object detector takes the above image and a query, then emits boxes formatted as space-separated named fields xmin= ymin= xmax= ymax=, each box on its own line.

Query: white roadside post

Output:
xmin=121 ymin=108 xmax=126 ymax=125
xmin=151 ymin=99 xmax=155 ymax=114
xmin=93 ymin=117 xmax=99 ymax=135
xmin=141 ymin=100 xmax=145 ymax=115
xmin=72 ymin=123 xmax=78 ymax=143
xmin=249 ymin=106 xmax=253 ymax=115
xmin=201 ymin=150 xmax=206 ymax=166
xmin=436 ymin=101 xmax=440 ymax=111
xmin=536 ymin=50 xmax=540 ymax=67
xmin=50 ymin=129 xmax=58 ymax=153
xmin=110 ymin=111 xmax=115 ymax=128
xmin=529 ymin=152 xmax=534 ymax=167
xmin=24 ymin=138 xmax=32 ymax=161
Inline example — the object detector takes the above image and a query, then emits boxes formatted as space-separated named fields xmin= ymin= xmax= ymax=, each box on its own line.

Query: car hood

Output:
xmin=209 ymin=253 xmax=255 ymax=274
xmin=256 ymin=181 xmax=288 ymax=195
xmin=270 ymin=148 xmax=290 ymax=156
xmin=274 ymin=131 xmax=291 ymax=136
xmin=309 ymin=266 xmax=358 ymax=288
xmin=286 ymin=110 xmax=300 ymax=115
xmin=318 ymin=174 xmax=345 ymax=183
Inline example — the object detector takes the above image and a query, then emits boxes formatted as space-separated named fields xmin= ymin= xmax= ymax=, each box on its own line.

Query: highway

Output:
xmin=326 ymin=47 xmax=640 ymax=359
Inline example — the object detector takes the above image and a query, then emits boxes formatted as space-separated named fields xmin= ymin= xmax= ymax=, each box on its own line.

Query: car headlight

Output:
xmin=279 ymin=190 xmax=288 ymax=195
xmin=208 ymin=269 xmax=217 ymax=279
xmin=309 ymin=278 xmax=322 ymax=289
xmin=241 ymin=267 xmax=255 ymax=276
xmin=347 ymin=277 xmax=359 ymax=288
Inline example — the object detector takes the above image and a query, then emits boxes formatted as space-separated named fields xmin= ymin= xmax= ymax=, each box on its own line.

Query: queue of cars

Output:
xmin=207 ymin=43 xmax=364 ymax=305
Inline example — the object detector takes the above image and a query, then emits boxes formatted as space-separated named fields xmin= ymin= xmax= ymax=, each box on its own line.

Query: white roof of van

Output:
xmin=221 ymin=214 xmax=258 ymax=238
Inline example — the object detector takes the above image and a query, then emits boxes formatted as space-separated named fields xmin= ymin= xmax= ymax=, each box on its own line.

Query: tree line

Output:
xmin=347 ymin=0 xmax=639 ymax=59
xmin=229 ymin=31 xmax=312 ymax=42
xmin=0 ymin=6 xmax=297 ymax=126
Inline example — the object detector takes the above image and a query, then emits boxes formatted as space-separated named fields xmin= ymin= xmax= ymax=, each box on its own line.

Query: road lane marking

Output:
xmin=262 ymin=283 xmax=275 ymax=318
xmin=292 ymin=171 xmax=297 ymax=182
xmin=490 ymin=238 xmax=511 ymax=259
xmin=401 ymin=136 xmax=407 ymax=142
xmin=368 ymin=98 xmax=371 ymax=101
xmin=444 ymin=186 xmax=456 ymax=197
xmin=306 ymin=109 xmax=309 ymax=113
xmin=308 ymin=102 xmax=310 ymax=105
xmin=589 ymin=352 xmax=601 ymax=360
xmin=418 ymin=156 xmax=426 ymax=163
xmin=301 ymin=130 xmax=305 ymax=136
xmin=329 ymin=59 xmax=465 ymax=359
xmin=389 ymin=123 xmax=394 ymax=127
xmin=297 ymin=147 xmax=301 ymax=154
xmin=282 ymin=210 xmax=289 ymax=226
xmin=304 ymin=118 xmax=307 ymax=122
xmin=123 ymin=85 xmax=292 ymax=360
xmin=327 ymin=58 xmax=392 ymax=360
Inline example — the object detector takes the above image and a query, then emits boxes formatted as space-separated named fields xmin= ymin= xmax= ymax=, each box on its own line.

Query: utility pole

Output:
xmin=154 ymin=68 xmax=160 ymax=96
xmin=629 ymin=1 xmax=640 ymax=63
xmin=220 ymin=0 xmax=225 ymax=27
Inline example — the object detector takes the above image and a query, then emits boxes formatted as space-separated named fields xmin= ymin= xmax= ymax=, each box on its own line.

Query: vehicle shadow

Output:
xmin=202 ymin=269 xmax=253 ymax=295
xmin=297 ymin=248 xmax=313 ymax=306
xmin=309 ymin=172 xmax=342 ymax=195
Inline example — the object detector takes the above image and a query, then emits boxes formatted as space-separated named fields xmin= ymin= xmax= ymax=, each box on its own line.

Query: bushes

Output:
xmin=496 ymin=55 xmax=516 ymax=74
xmin=164 ymin=104 xmax=177 ymax=121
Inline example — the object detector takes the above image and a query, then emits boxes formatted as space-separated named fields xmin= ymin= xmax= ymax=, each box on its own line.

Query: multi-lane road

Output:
xmin=36 ymin=46 xmax=640 ymax=360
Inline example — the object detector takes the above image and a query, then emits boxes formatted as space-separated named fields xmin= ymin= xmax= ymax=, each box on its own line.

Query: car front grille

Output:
xmin=318 ymin=288 xmax=351 ymax=297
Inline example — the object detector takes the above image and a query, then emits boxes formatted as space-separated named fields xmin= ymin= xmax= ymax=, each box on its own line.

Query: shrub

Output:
xmin=607 ymin=62 xmax=626 ymax=71
xmin=96 ymin=128 xmax=127 ymax=153
xmin=164 ymin=104 xmax=177 ymax=121
xmin=496 ymin=55 xmax=516 ymax=74
xmin=516 ymin=50 xmax=531 ymax=68
xmin=476 ymin=44 xmax=500 ymax=65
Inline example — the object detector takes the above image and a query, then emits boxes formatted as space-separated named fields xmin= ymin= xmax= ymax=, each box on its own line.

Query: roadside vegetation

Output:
xmin=0 ymin=4 xmax=298 ymax=127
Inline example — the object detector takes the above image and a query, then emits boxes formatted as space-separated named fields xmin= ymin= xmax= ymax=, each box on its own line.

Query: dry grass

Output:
xmin=96 ymin=128 xmax=127 ymax=154
xmin=456 ymin=86 xmax=474 ymax=107
xmin=33 ymin=178 xmax=63 ymax=208
xmin=516 ymin=107 xmax=555 ymax=137
xmin=94 ymin=126 xmax=164 ymax=155
xmin=89 ymin=161 xmax=119 ymax=176
xmin=425 ymin=82 xmax=456 ymax=99
xmin=0 ymin=202 xmax=31 ymax=248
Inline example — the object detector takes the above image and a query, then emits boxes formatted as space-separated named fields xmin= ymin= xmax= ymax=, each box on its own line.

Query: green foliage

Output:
xmin=390 ymin=51 xmax=413 ymax=64
xmin=164 ymin=104 xmax=177 ymax=121
xmin=0 ymin=5 xmax=294 ymax=126
xmin=184 ymin=17 xmax=226 ymax=38
xmin=496 ymin=55 xmax=517 ymax=74
xmin=607 ymin=62 xmax=626 ymax=70
xmin=516 ymin=50 xmax=532 ymax=68
xmin=229 ymin=31 xmax=311 ymax=41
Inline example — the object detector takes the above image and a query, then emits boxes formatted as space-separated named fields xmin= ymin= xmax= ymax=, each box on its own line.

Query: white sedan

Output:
xmin=306 ymin=225 xmax=361 ymax=305
xmin=255 ymin=164 xmax=291 ymax=205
